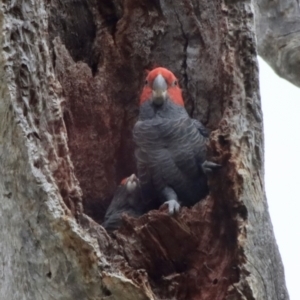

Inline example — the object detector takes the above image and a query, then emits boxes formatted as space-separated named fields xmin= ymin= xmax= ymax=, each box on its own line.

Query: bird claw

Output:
xmin=125 ymin=174 xmax=139 ymax=194
xmin=201 ymin=160 xmax=222 ymax=175
xmin=163 ymin=199 xmax=181 ymax=215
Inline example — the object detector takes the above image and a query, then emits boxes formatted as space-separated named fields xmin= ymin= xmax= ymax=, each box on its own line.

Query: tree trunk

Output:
xmin=254 ymin=0 xmax=300 ymax=87
xmin=0 ymin=0 xmax=289 ymax=299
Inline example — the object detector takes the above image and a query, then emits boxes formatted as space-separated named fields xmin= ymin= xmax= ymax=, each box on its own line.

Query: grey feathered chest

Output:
xmin=133 ymin=99 xmax=208 ymax=205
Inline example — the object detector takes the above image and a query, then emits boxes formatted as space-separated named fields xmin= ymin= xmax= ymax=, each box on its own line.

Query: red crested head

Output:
xmin=120 ymin=177 xmax=128 ymax=185
xmin=120 ymin=174 xmax=139 ymax=193
xmin=139 ymin=67 xmax=184 ymax=107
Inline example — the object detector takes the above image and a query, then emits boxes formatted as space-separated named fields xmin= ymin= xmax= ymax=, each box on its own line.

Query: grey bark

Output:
xmin=254 ymin=0 xmax=300 ymax=87
xmin=0 ymin=0 xmax=289 ymax=299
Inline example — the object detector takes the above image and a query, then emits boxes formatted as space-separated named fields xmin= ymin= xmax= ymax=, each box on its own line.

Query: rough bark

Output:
xmin=0 ymin=0 xmax=289 ymax=300
xmin=254 ymin=0 xmax=300 ymax=87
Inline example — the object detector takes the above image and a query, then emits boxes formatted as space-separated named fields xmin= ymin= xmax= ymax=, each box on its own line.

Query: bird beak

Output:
xmin=152 ymin=74 xmax=167 ymax=106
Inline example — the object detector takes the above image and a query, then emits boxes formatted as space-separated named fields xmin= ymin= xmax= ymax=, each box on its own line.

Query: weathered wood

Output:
xmin=254 ymin=0 xmax=300 ymax=87
xmin=0 ymin=0 xmax=289 ymax=299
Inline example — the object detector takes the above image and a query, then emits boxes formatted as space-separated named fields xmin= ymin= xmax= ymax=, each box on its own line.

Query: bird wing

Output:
xmin=191 ymin=119 xmax=210 ymax=138
xmin=133 ymin=117 xmax=207 ymax=199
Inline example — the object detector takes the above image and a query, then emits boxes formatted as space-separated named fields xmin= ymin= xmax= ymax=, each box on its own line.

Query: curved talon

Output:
xmin=201 ymin=160 xmax=222 ymax=175
xmin=163 ymin=199 xmax=181 ymax=215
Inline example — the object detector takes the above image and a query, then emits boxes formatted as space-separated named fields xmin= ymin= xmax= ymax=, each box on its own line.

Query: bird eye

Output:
xmin=173 ymin=80 xmax=178 ymax=86
xmin=144 ymin=80 xmax=149 ymax=85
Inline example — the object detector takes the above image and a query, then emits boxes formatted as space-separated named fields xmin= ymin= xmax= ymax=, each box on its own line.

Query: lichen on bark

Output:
xmin=254 ymin=0 xmax=300 ymax=87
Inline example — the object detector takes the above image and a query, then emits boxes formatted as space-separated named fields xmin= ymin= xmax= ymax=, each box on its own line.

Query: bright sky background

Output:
xmin=258 ymin=57 xmax=300 ymax=300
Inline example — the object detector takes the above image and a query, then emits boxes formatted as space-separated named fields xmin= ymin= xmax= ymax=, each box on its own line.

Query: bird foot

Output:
xmin=162 ymin=199 xmax=181 ymax=215
xmin=201 ymin=160 xmax=222 ymax=175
